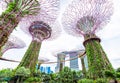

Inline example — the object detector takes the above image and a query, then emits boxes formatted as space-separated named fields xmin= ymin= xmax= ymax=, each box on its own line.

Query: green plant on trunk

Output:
xmin=85 ymin=39 xmax=114 ymax=79
xmin=17 ymin=41 xmax=41 ymax=74
xmin=0 ymin=0 xmax=40 ymax=51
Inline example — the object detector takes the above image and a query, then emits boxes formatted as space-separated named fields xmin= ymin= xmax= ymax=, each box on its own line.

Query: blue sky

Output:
xmin=0 ymin=0 xmax=120 ymax=71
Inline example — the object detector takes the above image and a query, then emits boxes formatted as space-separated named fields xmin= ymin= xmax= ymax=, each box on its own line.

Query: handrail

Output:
xmin=0 ymin=51 xmax=86 ymax=64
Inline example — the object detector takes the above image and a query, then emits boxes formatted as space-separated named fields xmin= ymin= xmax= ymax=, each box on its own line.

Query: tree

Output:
xmin=17 ymin=0 xmax=60 ymax=75
xmin=62 ymin=0 xmax=114 ymax=79
xmin=0 ymin=0 xmax=40 ymax=50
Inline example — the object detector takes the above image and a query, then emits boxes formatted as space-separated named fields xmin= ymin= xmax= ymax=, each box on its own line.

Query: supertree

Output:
xmin=17 ymin=0 xmax=60 ymax=74
xmin=53 ymin=52 xmax=67 ymax=72
xmin=62 ymin=0 xmax=114 ymax=79
xmin=0 ymin=0 xmax=40 ymax=50
xmin=0 ymin=35 xmax=26 ymax=56
xmin=37 ymin=57 xmax=49 ymax=70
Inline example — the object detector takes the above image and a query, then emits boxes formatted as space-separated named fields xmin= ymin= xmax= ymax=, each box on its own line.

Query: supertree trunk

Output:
xmin=80 ymin=57 xmax=87 ymax=77
xmin=0 ymin=14 xmax=19 ymax=50
xmin=83 ymin=34 xmax=113 ymax=79
xmin=59 ymin=63 xmax=63 ymax=72
xmin=37 ymin=63 xmax=41 ymax=70
xmin=62 ymin=0 xmax=114 ymax=79
xmin=0 ymin=0 xmax=40 ymax=50
xmin=17 ymin=40 xmax=41 ymax=73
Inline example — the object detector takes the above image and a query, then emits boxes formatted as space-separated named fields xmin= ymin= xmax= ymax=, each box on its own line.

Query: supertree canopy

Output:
xmin=0 ymin=0 xmax=40 ymax=50
xmin=0 ymin=35 xmax=26 ymax=56
xmin=17 ymin=0 xmax=60 ymax=74
xmin=37 ymin=57 xmax=49 ymax=70
xmin=62 ymin=0 xmax=114 ymax=79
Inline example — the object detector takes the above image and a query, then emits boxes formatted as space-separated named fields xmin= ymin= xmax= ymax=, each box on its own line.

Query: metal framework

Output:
xmin=62 ymin=0 xmax=113 ymax=37
xmin=1 ymin=35 xmax=26 ymax=54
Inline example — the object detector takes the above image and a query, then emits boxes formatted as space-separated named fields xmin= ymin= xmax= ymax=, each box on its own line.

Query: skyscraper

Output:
xmin=69 ymin=51 xmax=79 ymax=71
xmin=55 ymin=52 xmax=66 ymax=72
xmin=63 ymin=50 xmax=85 ymax=71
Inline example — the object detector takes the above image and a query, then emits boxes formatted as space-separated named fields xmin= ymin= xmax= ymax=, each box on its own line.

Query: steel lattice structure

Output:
xmin=0 ymin=35 xmax=26 ymax=56
xmin=62 ymin=0 xmax=114 ymax=79
xmin=62 ymin=0 xmax=113 ymax=37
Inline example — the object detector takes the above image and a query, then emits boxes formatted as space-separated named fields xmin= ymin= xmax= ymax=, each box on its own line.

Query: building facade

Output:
xmin=55 ymin=52 xmax=66 ymax=72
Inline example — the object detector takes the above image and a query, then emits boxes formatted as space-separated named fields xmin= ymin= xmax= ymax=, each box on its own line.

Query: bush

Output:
xmin=116 ymin=72 xmax=120 ymax=78
xmin=15 ymin=67 xmax=30 ymax=77
xmin=78 ymin=79 xmax=94 ymax=83
xmin=95 ymin=78 xmax=108 ymax=83
xmin=104 ymin=70 xmax=116 ymax=78
xmin=0 ymin=68 xmax=14 ymax=82
xmin=116 ymin=68 xmax=120 ymax=72
xmin=0 ymin=69 xmax=14 ymax=78
xmin=24 ymin=77 xmax=41 ymax=82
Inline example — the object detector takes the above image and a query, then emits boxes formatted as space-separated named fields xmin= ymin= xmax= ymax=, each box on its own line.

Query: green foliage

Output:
xmin=85 ymin=40 xmax=114 ymax=79
xmin=95 ymin=78 xmax=108 ymax=83
xmin=0 ymin=69 xmax=14 ymax=82
xmin=104 ymin=70 xmax=116 ymax=79
xmin=0 ymin=69 xmax=14 ymax=78
xmin=116 ymin=67 xmax=120 ymax=72
xmin=116 ymin=72 xmax=120 ymax=78
xmin=78 ymin=78 xmax=94 ymax=83
xmin=15 ymin=67 xmax=30 ymax=77
xmin=18 ymin=41 xmax=41 ymax=74
xmin=56 ymin=67 xmax=82 ymax=83
xmin=5 ymin=2 xmax=16 ymax=13
xmin=24 ymin=77 xmax=41 ymax=82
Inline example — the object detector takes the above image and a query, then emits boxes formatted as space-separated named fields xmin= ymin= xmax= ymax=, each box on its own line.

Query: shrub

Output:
xmin=116 ymin=68 xmax=120 ymax=72
xmin=24 ymin=77 xmax=41 ymax=82
xmin=116 ymin=72 xmax=120 ymax=78
xmin=104 ymin=70 xmax=116 ymax=79
xmin=78 ymin=78 xmax=94 ymax=83
xmin=0 ymin=68 xmax=14 ymax=82
xmin=0 ymin=68 xmax=14 ymax=78
xmin=95 ymin=78 xmax=108 ymax=83
xmin=15 ymin=67 xmax=30 ymax=77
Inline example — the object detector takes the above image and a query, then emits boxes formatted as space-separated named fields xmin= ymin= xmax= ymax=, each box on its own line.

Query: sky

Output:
xmin=0 ymin=0 xmax=120 ymax=71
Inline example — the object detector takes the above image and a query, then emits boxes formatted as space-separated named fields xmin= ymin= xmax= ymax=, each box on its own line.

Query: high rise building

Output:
xmin=39 ymin=66 xmax=53 ymax=74
xmin=63 ymin=50 xmax=85 ymax=71
xmin=68 ymin=51 xmax=79 ymax=71
xmin=55 ymin=52 xmax=66 ymax=72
